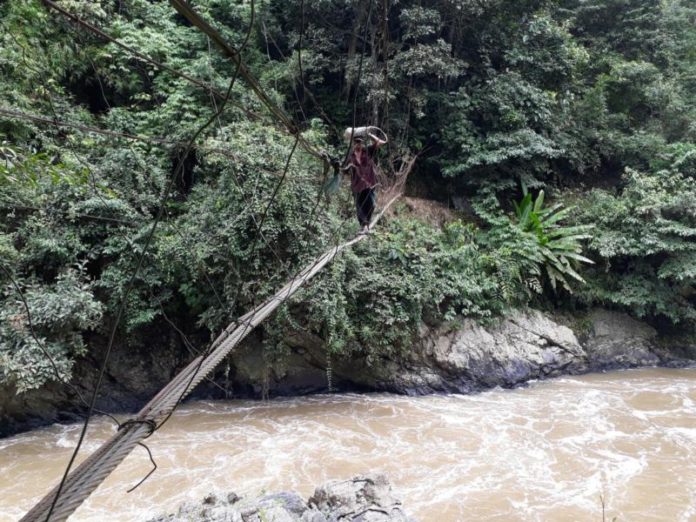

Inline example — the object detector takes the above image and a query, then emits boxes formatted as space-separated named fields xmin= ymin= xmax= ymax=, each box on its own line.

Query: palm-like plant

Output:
xmin=513 ymin=186 xmax=594 ymax=292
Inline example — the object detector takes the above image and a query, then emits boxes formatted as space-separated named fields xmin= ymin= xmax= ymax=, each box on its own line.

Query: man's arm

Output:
xmin=368 ymin=132 xmax=387 ymax=149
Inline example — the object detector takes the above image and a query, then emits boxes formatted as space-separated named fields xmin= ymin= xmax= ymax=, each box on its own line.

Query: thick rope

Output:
xmin=168 ymin=0 xmax=324 ymax=161
xmin=19 ymin=195 xmax=400 ymax=522
xmin=40 ymin=0 xmax=259 ymax=120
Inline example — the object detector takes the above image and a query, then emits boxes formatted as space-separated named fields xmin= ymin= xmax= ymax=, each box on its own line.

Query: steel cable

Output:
xmin=40 ymin=61 xmax=241 ymax=522
xmin=19 ymin=2 xmax=410 ymax=519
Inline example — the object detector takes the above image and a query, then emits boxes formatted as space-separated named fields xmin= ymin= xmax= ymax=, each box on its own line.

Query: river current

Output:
xmin=1 ymin=368 xmax=695 ymax=521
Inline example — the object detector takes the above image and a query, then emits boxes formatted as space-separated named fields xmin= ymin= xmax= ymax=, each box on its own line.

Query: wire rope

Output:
xmin=19 ymin=1 xmax=412 ymax=519
xmin=42 ymin=58 xmax=241 ymax=522
xmin=40 ymin=0 xmax=259 ymax=120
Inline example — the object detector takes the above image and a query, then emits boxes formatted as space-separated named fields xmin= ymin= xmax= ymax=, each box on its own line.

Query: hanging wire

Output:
xmin=0 ymin=264 xmax=121 ymax=427
xmin=43 ymin=44 xmax=244 ymax=522
xmin=17 ymin=0 xmax=416 ymax=518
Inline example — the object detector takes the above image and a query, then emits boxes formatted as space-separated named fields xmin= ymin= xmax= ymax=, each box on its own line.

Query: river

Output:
xmin=1 ymin=368 xmax=695 ymax=521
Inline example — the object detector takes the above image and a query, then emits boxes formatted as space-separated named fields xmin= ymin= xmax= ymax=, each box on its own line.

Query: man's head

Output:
xmin=352 ymin=137 xmax=364 ymax=152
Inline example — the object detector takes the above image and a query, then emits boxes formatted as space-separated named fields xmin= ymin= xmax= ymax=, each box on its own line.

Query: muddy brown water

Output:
xmin=1 ymin=368 xmax=695 ymax=521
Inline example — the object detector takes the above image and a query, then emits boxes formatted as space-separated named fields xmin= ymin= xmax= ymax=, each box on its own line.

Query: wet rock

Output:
xmin=148 ymin=474 xmax=416 ymax=522
xmin=258 ymin=492 xmax=308 ymax=517
xmin=329 ymin=309 xmax=587 ymax=394
xmin=309 ymin=474 xmax=416 ymax=522
xmin=324 ymin=308 xmax=693 ymax=394
xmin=426 ymin=309 xmax=586 ymax=387
xmin=584 ymin=309 xmax=660 ymax=369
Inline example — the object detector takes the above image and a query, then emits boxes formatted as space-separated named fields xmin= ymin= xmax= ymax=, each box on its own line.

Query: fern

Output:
xmin=513 ymin=186 xmax=594 ymax=292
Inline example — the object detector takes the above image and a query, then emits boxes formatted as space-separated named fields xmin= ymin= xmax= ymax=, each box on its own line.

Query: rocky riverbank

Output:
xmin=238 ymin=308 xmax=696 ymax=395
xmin=149 ymin=474 xmax=415 ymax=522
xmin=1 ymin=308 xmax=694 ymax=436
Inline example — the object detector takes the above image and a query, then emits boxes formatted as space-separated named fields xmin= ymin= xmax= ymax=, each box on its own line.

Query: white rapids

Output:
xmin=1 ymin=367 xmax=695 ymax=521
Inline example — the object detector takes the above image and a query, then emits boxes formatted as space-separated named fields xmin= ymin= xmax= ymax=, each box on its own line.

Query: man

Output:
xmin=348 ymin=131 xmax=387 ymax=234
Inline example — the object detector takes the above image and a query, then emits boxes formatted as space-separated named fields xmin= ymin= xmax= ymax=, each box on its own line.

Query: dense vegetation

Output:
xmin=0 ymin=0 xmax=693 ymax=394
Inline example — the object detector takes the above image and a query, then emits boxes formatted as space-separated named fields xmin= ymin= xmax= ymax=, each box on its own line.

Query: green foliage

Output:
xmin=441 ymin=72 xmax=571 ymax=184
xmin=294 ymin=217 xmax=507 ymax=361
xmin=0 ymin=147 xmax=90 ymax=190
xmin=1 ymin=0 xmax=694 ymax=394
xmin=474 ymin=188 xmax=593 ymax=295
xmin=559 ymin=0 xmax=664 ymax=62
xmin=572 ymin=167 xmax=696 ymax=324
xmin=512 ymin=187 xmax=594 ymax=291
xmin=0 ymin=266 xmax=102 ymax=392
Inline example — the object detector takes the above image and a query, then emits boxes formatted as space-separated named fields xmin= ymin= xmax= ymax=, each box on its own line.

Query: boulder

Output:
xmin=322 ymin=308 xmax=693 ymax=394
xmin=148 ymin=474 xmax=416 ymax=522
xmin=583 ymin=309 xmax=660 ymax=369
xmin=309 ymin=474 xmax=415 ymax=522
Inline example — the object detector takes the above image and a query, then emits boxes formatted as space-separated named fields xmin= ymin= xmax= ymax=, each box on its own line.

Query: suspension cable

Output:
xmin=17 ymin=2 xmax=410 ymax=519
xmin=168 ymin=0 xmax=325 ymax=161
xmin=40 ymin=0 xmax=259 ymax=120
xmin=41 ymin=61 xmax=241 ymax=522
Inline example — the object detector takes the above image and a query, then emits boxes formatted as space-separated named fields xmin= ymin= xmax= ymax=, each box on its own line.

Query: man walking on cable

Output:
xmin=348 ymin=131 xmax=387 ymax=234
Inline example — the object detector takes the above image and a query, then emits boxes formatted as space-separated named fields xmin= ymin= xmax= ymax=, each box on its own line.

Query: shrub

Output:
xmin=0 ymin=266 xmax=102 ymax=392
xmin=572 ymin=168 xmax=696 ymax=325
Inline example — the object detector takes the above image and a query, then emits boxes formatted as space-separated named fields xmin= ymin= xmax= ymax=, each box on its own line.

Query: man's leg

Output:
xmin=365 ymin=189 xmax=376 ymax=225
xmin=354 ymin=191 xmax=367 ymax=226
xmin=355 ymin=190 xmax=371 ymax=233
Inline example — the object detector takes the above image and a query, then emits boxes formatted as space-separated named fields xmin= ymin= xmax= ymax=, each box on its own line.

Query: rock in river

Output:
xmin=148 ymin=473 xmax=417 ymax=522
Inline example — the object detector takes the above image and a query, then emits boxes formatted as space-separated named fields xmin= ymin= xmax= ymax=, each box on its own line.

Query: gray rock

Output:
xmin=428 ymin=309 xmax=586 ymax=386
xmin=301 ymin=512 xmax=327 ymax=522
xmin=331 ymin=309 xmax=587 ymax=394
xmin=323 ymin=308 xmax=696 ymax=395
xmin=148 ymin=474 xmax=416 ymax=522
xmin=584 ymin=309 xmax=660 ymax=369
xmin=150 ymin=488 xmax=244 ymax=522
xmin=258 ymin=492 xmax=308 ymax=516
xmin=309 ymin=474 xmax=415 ymax=522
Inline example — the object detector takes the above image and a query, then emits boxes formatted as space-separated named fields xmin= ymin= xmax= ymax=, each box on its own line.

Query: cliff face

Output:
xmin=1 ymin=309 xmax=694 ymax=436
xmin=331 ymin=309 xmax=691 ymax=394
xmin=246 ymin=308 xmax=694 ymax=396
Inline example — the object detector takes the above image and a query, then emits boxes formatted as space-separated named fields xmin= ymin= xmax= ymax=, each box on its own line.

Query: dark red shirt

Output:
xmin=350 ymin=144 xmax=377 ymax=193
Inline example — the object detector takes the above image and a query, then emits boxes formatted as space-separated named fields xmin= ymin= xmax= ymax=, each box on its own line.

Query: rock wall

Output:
xmin=241 ymin=308 xmax=694 ymax=396
xmin=321 ymin=309 xmax=694 ymax=395
xmin=0 ymin=332 xmax=187 ymax=437
xmin=1 ymin=308 xmax=694 ymax=436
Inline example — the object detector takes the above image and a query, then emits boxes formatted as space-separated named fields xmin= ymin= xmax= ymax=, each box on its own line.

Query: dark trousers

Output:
xmin=354 ymin=188 xmax=375 ymax=227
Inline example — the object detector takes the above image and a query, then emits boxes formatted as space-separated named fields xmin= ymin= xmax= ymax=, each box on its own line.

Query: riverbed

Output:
xmin=1 ymin=368 xmax=695 ymax=521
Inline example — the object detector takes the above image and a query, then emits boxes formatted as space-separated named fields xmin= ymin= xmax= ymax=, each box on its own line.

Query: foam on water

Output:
xmin=1 ymin=368 xmax=695 ymax=521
